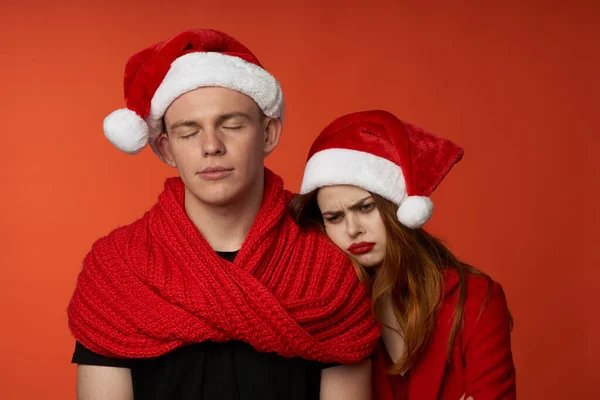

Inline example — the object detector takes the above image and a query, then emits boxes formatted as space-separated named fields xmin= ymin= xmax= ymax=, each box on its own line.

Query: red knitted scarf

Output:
xmin=68 ymin=170 xmax=379 ymax=364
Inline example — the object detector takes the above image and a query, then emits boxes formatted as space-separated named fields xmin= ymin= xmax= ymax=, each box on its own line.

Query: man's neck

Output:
xmin=184 ymin=181 xmax=265 ymax=252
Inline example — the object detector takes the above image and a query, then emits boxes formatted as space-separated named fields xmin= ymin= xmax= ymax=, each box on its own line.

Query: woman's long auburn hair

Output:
xmin=290 ymin=190 xmax=495 ymax=374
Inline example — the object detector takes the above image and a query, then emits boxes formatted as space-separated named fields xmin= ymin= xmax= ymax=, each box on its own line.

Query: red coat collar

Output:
xmin=444 ymin=269 xmax=460 ymax=296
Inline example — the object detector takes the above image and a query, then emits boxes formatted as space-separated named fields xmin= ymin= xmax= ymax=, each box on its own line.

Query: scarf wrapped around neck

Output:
xmin=67 ymin=169 xmax=379 ymax=364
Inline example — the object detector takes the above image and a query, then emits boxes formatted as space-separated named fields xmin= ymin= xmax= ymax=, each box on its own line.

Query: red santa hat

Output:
xmin=300 ymin=110 xmax=464 ymax=229
xmin=103 ymin=29 xmax=284 ymax=158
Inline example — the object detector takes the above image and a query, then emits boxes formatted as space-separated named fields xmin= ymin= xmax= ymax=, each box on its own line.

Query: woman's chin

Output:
xmin=348 ymin=252 xmax=383 ymax=268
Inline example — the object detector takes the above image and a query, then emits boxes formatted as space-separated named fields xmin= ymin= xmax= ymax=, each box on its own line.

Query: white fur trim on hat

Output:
xmin=301 ymin=148 xmax=436 ymax=229
xmin=300 ymin=148 xmax=407 ymax=204
xmin=103 ymin=108 xmax=149 ymax=154
xmin=396 ymin=196 xmax=433 ymax=229
xmin=146 ymin=52 xmax=285 ymax=156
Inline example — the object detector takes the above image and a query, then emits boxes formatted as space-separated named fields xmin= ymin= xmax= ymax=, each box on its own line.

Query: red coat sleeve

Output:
xmin=461 ymin=279 xmax=516 ymax=399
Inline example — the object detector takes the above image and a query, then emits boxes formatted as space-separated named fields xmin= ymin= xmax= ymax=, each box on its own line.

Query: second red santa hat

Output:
xmin=300 ymin=110 xmax=464 ymax=229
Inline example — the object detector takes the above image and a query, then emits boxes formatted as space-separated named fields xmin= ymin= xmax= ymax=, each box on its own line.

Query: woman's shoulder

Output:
xmin=444 ymin=268 xmax=503 ymax=295
xmin=443 ymin=269 xmax=509 ymax=318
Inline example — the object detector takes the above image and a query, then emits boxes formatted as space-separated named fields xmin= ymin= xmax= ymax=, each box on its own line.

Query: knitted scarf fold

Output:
xmin=68 ymin=169 xmax=379 ymax=364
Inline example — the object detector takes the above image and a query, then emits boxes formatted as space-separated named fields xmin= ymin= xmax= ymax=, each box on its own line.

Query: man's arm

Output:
xmin=77 ymin=365 xmax=134 ymax=400
xmin=320 ymin=360 xmax=372 ymax=400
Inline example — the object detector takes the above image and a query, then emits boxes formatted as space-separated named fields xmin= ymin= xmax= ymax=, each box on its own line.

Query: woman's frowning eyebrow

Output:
xmin=322 ymin=196 xmax=373 ymax=215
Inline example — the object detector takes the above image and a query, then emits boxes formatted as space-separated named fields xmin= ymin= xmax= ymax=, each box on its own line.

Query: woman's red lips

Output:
xmin=347 ymin=242 xmax=375 ymax=255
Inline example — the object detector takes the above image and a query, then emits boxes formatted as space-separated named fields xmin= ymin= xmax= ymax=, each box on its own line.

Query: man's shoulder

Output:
xmin=280 ymin=193 xmax=350 ymax=267
xmin=290 ymin=223 xmax=351 ymax=267
xmin=87 ymin=211 xmax=150 ymax=255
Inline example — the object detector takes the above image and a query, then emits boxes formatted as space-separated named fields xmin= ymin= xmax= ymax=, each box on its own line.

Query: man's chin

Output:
xmin=183 ymin=177 xmax=262 ymax=209
xmin=188 ymin=187 xmax=241 ymax=208
xmin=196 ymin=194 xmax=237 ymax=207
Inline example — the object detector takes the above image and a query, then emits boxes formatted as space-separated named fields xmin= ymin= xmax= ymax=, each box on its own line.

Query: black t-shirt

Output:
xmin=71 ymin=251 xmax=334 ymax=400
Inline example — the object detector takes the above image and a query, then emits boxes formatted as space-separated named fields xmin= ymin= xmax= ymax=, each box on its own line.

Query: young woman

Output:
xmin=290 ymin=110 xmax=516 ymax=399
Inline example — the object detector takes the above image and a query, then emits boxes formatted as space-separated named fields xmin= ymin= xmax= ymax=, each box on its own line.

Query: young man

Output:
xmin=67 ymin=29 xmax=379 ymax=400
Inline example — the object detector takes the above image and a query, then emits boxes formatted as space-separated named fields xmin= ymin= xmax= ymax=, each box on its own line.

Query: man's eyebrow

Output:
xmin=169 ymin=120 xmax=200 ymax=131
xmin=322 ymin=196 xmax=373 ymax=215
xmin=215 ymin=112 xmax=253 ymax=125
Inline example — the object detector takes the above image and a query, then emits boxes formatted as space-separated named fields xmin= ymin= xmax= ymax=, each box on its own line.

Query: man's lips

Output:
xmin=199 ymin=166 xmax=233 ymax=180
xmin=347 ymin=242 xmax=376 ymax=255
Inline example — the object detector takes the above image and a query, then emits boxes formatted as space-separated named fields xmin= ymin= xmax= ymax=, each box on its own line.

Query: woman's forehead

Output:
xmin=316 ymin=185 xmax=371 ymax=208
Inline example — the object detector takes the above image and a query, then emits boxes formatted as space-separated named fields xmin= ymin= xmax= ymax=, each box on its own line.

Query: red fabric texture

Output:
xmin=372 ymin=271 xmax=516 ymax=399
xmin=306 ymin=110 xmax=464 ymax=197
xmin=124 ymin=29 xmax=262 ymax=118
xmin=372 ymin=342 xmax=409 ymax=400
xmin=67 ymin=169 xmax=379 ymax=363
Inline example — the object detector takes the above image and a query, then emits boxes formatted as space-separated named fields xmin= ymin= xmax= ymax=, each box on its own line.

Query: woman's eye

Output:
xmin=324 ymin=215 xmax=342 ymax=223
xmin=360 ymin=203 xmax=376 ymax=212
xmin=223 ymin=126 xmax=243 ymax=130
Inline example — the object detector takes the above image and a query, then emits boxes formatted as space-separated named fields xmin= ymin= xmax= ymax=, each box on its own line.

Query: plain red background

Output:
xmin=1 ymin=1 xmax=598 ymax=399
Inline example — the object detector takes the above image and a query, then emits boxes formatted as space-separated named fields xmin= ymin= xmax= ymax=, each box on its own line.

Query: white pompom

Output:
xmin=397 ymin=196 xmax=434 ymax=229
xmin=103 ymin=108 xmax=149 ymax=154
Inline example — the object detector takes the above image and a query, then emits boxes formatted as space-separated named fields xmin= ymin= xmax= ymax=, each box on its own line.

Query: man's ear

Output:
xmin=156 ymin=133 xmax=177 ymax=167
xmin=263 ymin=117 xmax=283 ymax=157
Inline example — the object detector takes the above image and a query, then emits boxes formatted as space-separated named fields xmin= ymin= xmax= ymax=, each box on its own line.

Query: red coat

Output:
xmin=372 ymin=271 xmax=516 ymax=400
